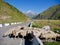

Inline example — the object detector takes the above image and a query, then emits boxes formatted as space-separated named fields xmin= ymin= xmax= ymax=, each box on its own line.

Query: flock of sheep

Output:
xmin=3 ymin=26 xmax=60 ymax=41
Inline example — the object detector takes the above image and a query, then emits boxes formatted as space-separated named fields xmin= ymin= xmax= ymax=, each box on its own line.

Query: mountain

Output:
xmin=0 ymin=0 xmax=29 ymax=23
xmin=25 ymin=10 xmax=37 ymax=18
xmin=34 ymin=4 xmax=60 ymax=20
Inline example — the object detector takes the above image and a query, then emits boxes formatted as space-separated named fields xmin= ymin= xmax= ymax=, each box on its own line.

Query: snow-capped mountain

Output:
xmin=25 ymin=10 xmax=37 ymax=18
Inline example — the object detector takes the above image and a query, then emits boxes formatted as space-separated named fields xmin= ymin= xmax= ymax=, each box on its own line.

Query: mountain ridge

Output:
xmin=34 ymin=4 xmax=60 ymax=20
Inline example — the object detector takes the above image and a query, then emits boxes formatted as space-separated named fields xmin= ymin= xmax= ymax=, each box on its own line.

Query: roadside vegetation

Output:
xmin=43 ymin=41 xmax=60 ymax=45
xmin=32 ymin=20 xmax=60 ymax=33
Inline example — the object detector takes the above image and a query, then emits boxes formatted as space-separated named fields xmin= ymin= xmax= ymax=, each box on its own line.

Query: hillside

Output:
xmin=0 ymin=1 xmax=29 ymax=23
xmin=34 ymin=4 xmax=60 ymax=20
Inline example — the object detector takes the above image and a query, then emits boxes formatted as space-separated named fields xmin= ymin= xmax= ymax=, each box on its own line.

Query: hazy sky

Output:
xmin=4 ymin=0 xmax=60 ymax=14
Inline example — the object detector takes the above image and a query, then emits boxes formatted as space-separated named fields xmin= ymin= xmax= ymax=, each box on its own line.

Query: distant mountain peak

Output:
xmin=26 ymin=10 xmax=35 ymax=15
xmin=24 ymin=10 xmax=37 ymax=18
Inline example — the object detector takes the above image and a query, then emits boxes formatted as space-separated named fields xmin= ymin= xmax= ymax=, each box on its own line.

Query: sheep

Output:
xmin=41 ymin=32 xmax=57 ymax=41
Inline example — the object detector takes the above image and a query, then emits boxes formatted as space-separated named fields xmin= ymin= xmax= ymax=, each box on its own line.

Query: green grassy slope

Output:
xmin=34 ymin=4 xmax=60 ymax=20
xmin=0 ymin=1 xmax=29 ymax=23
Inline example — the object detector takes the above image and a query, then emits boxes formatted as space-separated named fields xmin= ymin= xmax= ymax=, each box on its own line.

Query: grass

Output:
xmin=43 ymin=42 xmax=60 ymax=45
xmin=32 ymin=20 xmax=60 ymax=33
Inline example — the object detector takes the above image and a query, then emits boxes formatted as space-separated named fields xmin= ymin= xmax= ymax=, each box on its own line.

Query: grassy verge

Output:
xmin=32 ymin=20 xmax=60 ymax=33
xmin=43 ymin=42 xmax=60 ymax=45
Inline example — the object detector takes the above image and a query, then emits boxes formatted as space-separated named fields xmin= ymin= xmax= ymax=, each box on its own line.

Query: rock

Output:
xmin=0 ymin=24 xmax=2 ymax=27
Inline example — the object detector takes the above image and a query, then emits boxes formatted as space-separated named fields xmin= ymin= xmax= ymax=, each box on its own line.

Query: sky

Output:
xmin=4 ymin=0 xmax=60 ymax=14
